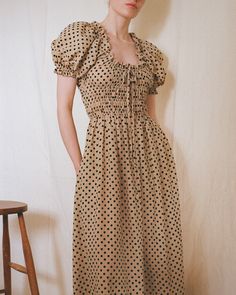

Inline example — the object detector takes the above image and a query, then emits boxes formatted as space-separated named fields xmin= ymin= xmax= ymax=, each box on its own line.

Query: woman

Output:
xmin=51 ymin=0 xmax=185 ymax=294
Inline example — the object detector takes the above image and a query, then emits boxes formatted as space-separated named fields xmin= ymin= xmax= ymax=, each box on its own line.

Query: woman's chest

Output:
xmin=79 ymin=57 xmax=154 ymax=93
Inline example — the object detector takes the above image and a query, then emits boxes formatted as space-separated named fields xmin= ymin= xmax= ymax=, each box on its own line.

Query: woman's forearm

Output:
xmin=57 ymin=105 xmax=82 ymax=174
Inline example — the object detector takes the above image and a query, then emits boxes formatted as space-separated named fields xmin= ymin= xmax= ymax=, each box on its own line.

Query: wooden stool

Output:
xmin=0 ymin=200 xmax=39 ymax=295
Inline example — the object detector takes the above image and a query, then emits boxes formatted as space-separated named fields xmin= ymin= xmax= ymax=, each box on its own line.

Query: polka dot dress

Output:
xmin=51 ymin=20 xmax=185 ymax=294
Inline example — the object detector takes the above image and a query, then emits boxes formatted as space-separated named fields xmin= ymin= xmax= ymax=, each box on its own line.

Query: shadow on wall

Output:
xmin=136 ymin=0 xmax=169 ymax=38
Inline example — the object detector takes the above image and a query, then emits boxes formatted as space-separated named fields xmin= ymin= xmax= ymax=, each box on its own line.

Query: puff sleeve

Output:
xmin=148 ymin=46 xmax=167 ymax=95
xmin=51 ymin=21 xmax=98 ymax=80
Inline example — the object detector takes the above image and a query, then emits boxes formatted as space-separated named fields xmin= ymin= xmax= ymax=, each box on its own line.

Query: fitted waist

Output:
xmin=86 ymin=100 xmax=148 ymax=119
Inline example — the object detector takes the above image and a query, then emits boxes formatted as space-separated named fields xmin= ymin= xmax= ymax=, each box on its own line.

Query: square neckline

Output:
xmin=92 ymin=21 xmax=145 ymax=68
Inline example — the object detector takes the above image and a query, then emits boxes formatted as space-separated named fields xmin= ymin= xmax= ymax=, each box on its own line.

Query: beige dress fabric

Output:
xmin=51 ymin=20 xmax=185 ymax=295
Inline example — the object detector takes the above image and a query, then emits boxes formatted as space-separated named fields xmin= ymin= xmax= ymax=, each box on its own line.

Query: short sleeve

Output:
xmin=51 ymin=22 xmax=79 ymax=78
xmin=50 ymin=21 xmax=98 ymax=79
xmin=148 ymin=47 xmax=167 ymax=95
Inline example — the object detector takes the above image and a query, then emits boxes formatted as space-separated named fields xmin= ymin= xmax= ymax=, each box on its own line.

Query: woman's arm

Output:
xmin=56 ymin=74 xmax=82 ymax=175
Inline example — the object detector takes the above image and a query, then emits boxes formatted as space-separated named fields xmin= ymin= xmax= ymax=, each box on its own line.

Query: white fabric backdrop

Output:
xmin=0 ymin=0 xmax=235 ymax=294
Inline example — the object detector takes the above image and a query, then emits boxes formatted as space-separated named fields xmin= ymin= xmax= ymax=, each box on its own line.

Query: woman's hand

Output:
xmin=75 ymin=164 xmax=81 ymax=176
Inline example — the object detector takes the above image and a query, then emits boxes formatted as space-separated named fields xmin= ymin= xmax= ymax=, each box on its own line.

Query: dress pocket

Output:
xmin=76 ymin=141 xmax=89 ymax=180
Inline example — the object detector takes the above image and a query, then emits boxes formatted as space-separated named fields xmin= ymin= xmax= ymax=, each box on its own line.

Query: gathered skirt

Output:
xmin=72 ymin=111 xmax=185 ymax=294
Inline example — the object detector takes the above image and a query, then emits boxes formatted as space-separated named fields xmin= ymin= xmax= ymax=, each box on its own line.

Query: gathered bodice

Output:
xmin=74 ymin=22 xmax=157 ymax=120
xmin=51 ymin=20 xmax=167 ymax=117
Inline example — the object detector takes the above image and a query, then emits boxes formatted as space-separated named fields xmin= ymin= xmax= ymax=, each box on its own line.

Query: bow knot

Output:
xmin=121 ymin=67 xmax=137 ymax=85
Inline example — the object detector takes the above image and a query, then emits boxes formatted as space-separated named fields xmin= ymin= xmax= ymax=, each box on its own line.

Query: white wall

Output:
xmin=0 ymin=0 xmax=235 ymax=294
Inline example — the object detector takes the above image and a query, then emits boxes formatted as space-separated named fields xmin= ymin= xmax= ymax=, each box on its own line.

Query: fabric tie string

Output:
xmin=104 ymin=60 xmax=142 ymax=203
xmin=120 ymin=66 xmax=141 ymax=203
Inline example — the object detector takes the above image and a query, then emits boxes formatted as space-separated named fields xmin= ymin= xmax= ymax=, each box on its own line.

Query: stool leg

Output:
xmin=2 ymin=214 xmax=12 ymax=295
xmin=18 ymin=212 xmax=39 ymax=295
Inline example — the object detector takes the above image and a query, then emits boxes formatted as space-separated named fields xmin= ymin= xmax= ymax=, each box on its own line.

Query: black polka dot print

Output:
xmin=51 ymin=20 xmax=185 ymax=294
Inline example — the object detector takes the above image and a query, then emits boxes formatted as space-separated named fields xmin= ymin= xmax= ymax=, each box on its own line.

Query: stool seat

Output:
xmin=0 ymin=201 xmax=27 ymax=215
xmin=0 ymin=200 xmax=39 ymax=294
